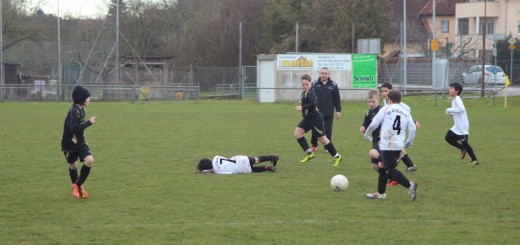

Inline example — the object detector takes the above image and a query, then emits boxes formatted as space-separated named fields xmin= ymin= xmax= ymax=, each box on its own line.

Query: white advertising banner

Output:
xmin=276 ymin=54 xmax=352 ymax=71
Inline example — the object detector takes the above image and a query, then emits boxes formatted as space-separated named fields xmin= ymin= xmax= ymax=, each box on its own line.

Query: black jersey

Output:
xmin=312 ymin=78 xmax=341 ymax=118
xmin=300 ymin=88 xmax=321 ymax=119
xmin=362 ymin=105 xmax=381 ymax=144
xmin=61 ymin=104 xmax=92 ymax=152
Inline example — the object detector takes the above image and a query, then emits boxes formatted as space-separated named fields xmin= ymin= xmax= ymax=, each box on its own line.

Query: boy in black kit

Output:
xmin=294 ymin=74 xmax=342 ymax=167
xmin=62 ymin=85 xmax=97 ymax=199
xmin=359 ymin=90 xmax=382 ymax=171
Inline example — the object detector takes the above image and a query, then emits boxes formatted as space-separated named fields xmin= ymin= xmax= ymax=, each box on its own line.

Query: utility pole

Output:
xmin=295 ymin=22 xmax=299 ymax=52
xmin=481 ymin=0 xmax=487 ymax=98
xmin=0 ymin=0 xmax=3 ymax=101
xmin=432 ymin=0 xmax=436 ymax=59
xmin=403 ymin=0 xmax=407 ymax=95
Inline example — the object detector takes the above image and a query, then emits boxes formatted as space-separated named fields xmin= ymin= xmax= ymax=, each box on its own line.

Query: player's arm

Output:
xmin=301 ymin=90 xmax=317 ymax=110
xmin=446 ymin=97 xmax=466 ymax=114
xmin=333 ymin=85 xmax=341 ymax=115
xmin=360 ymin=112 xmax=370 ymax=133
xmin=405 ymin=114 xmax=417 ymax=148
xmin=364 ymin=109 xmax=384 ymax=140
xmin=67 ymin=109 xmax=92 ymax=134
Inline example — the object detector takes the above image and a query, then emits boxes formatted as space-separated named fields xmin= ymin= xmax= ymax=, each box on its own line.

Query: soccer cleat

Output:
xmin=332 ymin=154 xmax=342 ymax=167
xmin=79 ymin=186 xmax=88 ymax=199
xmin=409 ymin=182 xmax=418 ymax=201
xmin=387 ymin=180 xmax=399 ymax=187
xmin=271 ymin=154 xmax=280 ymax=167
xmin=268 ymin=165 xmax=277 ymax=172
xmin=300 ymin=152 xmax=315 ymax=163
xmin=311 ymin=146 xmax=317 ymax=152
xmin=468 ymin=160 xmax=479 ymax=165
xmin=71 ymin=184 xmax=80 ymax=198
xmin=460 ymin=149 xmax=467 ymax=159
xmin=366 ymin=192 xmax=386 ymax=199
xmin=406 ymin=164 xmax=417 ymax=173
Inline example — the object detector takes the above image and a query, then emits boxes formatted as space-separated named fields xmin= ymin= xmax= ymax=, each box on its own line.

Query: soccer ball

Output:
xmin=330 ymin=174 xmax=349 ymax=191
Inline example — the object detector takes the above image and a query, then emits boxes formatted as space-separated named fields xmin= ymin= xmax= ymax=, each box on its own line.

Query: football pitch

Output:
xmin=1 ymin=95 xmax=519 ymax=244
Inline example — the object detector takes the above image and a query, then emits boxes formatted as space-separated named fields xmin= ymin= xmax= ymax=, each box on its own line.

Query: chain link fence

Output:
xmin=2 ymin=60 xmax=518 ymax=102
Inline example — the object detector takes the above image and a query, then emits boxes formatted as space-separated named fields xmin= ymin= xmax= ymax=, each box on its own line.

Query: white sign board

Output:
xmin=276 ymin=54 xmax=352 ymax=71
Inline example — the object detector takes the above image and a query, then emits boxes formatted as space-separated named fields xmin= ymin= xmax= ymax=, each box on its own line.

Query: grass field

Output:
xmin=1 ymin=94 xmax=519 ymax=244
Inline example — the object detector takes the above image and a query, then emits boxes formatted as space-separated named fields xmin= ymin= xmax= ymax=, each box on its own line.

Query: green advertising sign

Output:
xmin=352 ymin=54 xmax=377 ymax=89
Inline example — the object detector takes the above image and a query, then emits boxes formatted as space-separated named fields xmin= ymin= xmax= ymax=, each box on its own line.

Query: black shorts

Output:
xmin=380 ymin=150 xmax=401 ymax=169
xmin=63 ymin=144 xmax=91 ymax=163
xmin=447 ymin=130 xmax=469 ymax=142
xmin=297 ymin=115 xmax=325 ymax=137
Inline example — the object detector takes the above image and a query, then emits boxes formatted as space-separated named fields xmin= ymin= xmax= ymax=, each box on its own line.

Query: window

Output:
xmin=487 ymin=21 xmax=494 ymax=34
xmin=459 ymin=19 xmax=468 ymax=35
xmin=441 ymin=19 xmax=449 ymax=33
xmin=480 ymin=20 xmax=494 ymax=34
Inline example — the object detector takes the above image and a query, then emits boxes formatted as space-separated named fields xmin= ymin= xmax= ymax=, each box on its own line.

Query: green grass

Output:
xmin=1 ymin=95 xmax=519 ymax=244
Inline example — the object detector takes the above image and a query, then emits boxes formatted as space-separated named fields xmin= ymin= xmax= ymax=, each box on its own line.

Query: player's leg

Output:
xmin=75 ymin=145 xmax=93 ymax=199
xmin=250 ymin=157 xmax=276 ymax=172
xmin=310 ymin=130 xmax=318 ymax=152
xmin=383 ymin=151 xmax=418 ymax=200
xmin=317 ymin=135 xmax=342 ymax=166
xmin=324 ymin=117 xmax=333 ymax=143
xmin=64 ymin=152 xmax=81 ymax=198
xmin=445 ymin=130 xmax=464 ymax=150
xmin=257 ymin=155 xmax=279 ymax=167
xmin=64 ymin=152 xmax=79 ymax=184
xmin=460 ymin=135 xmax=478 ymax=164
xmin=401 ymin=152 xmax=417 ymax=172
xmin=369 ymin=148 xmax=380 ymax=171
xmin=295 ymin=121 xmax=315 ymax=163
xmin=367 ymin=157 xmax=388 ymax=199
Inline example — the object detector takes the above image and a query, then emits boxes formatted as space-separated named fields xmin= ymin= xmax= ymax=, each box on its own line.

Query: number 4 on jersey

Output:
xmin=392 ymin=115 xmax=401 ymax=135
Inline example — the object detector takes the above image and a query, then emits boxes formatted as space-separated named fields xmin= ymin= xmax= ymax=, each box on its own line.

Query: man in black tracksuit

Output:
xmin=311 ymin=67 xmax=342 ymax=151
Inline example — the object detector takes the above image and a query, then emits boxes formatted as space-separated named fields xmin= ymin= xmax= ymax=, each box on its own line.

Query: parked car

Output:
xmin=461 ymin=65 xmax=506 ymax=85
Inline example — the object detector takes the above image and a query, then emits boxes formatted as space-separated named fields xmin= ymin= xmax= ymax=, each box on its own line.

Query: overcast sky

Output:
xmin=31 ymin=0 xmax=110 ymax=18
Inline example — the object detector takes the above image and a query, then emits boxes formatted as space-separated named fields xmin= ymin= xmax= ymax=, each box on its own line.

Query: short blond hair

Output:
xmin=367 ymin=89 xmax=379 ymax=99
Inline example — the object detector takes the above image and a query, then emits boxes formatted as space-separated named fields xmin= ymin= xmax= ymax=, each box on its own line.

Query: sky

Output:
xmin=31 ymin=0 xmax=110 ymax=18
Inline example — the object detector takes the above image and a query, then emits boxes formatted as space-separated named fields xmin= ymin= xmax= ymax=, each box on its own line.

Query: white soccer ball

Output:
xmin=330 ymin=174 xmax=349 ymax=191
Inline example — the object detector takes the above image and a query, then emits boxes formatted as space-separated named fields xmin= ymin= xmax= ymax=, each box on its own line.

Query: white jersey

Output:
xmin=398 ymin=102 xmax=411 ymax=113
xmin=385 ymin=99 xmax=411 ymax=113
xmin=446 ymin=96 xmax=469 ymax=135
xmin=365 ymin=103 xmax=416 ymax=151
xmin=211 ymin=155 xmax=252 ymax=174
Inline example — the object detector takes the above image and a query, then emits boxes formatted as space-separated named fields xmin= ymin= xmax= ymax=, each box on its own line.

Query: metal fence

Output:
xmin=2 ymin=61 xmax=518 ymax=102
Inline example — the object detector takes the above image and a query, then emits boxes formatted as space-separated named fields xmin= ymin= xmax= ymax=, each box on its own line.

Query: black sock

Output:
xmin=69 ymin=168 xmax=78 ymax=184
xmin=324 ymin=142 xmax=338 ymax=156
xmin=297 ymin=137 xmax=310 ymax=152
xmin=258 ymin=155 xmax=275 ymax=163
xmin=402 ymin=154 xmax=414 ymax=168
xmin=252 ymin=166 xmax=267 ymax=172
xmin=76 ymin=165 xmax=91 ymax=187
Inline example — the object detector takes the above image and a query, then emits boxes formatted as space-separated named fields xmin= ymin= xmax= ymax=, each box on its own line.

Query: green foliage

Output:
xmin=327 ymin=0 xmax=393 ymax=53
xmin=262 ymin=0 xmax=393 ymax=53
xmin=1 ymin=96 xmax=519 ymax=244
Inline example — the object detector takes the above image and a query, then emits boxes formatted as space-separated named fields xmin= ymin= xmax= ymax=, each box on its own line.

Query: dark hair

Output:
xmin=380 ymin=83 xmax=392 ymax=90
xmin=197 ymin=158 xmax=213 ymax=171
xmin=449 ymin=82 xmax=463 ymax=95
xmin=301 ymin=74 xmax=312 ymax=82
xmin=387 ymin=89 xmax=402 ymax=103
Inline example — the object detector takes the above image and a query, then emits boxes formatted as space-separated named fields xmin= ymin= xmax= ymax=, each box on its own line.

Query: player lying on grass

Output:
xmin=197 ymin=155 xmax=279 ymax=174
